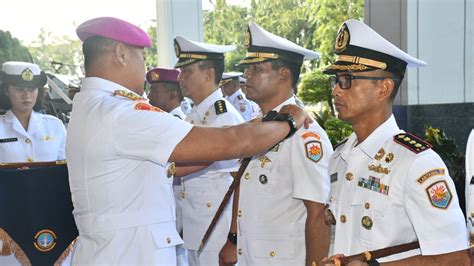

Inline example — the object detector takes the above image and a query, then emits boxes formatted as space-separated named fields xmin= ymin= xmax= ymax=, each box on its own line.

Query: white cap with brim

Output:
xmin=174 ymin=36 xmax=236 ymax=68
xmin=221 ymin=72 xmax=243 ymax=86
xmin=323 ymin=19 xmax=426 ymax=77
xmin=0 ymin=61 xmax=47 ymax=88
xmin=238 ymin=22 xmax=319 ymax=66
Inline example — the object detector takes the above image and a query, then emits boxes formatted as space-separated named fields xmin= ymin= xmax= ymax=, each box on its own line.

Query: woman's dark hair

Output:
xmin=0 ymin=83 xmax=45 ymax=112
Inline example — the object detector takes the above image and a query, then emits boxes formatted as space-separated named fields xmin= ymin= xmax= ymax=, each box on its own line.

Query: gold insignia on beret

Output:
xmin=21 ymin=68 xmax=34 ymax=81
xmin=335 ymin=23 xmax=350 ymax=53
xmin=245 ymin=30 xmax=251 ymax=49
xmin=150 ymin=71 xmax=160 ymax=82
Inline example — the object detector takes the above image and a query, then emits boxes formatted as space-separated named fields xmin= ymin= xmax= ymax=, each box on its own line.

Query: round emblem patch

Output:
xmin=259 ymin=174 xmax=268 ymax=184
xmin=21 ymin=68 xmax=34 ymax=81
xmin=335 ymin=23 xmax=350 ymax=53
xmin=34 ymin=229 xmax=57 ymax=252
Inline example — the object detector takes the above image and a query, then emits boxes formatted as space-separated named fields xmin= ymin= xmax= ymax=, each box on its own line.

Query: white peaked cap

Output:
xmin=238 ymin=22 xmax=318 ymax=66
xmin=324 ymin=19 xmax=426 ymax=76
xmin=0 ymin=61 xmax=46 ymax=88
xmin=174 ymin=36 xmax=236 ymax=68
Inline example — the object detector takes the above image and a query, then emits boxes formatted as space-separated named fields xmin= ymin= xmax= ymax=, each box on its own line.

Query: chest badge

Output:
xmin=358 ymin=176 xmax=390 ymax=195
xmin=258 ymin=155 xmax=272 ymax=168
xmin=259 ymin=174 xmax=268 ymax=184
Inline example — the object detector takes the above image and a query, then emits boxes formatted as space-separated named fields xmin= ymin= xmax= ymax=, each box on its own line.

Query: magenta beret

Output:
xmin=76 ymin=16 xmax=151 ymax=48
xmin=146 ymin=68 xmax=180 ymax=84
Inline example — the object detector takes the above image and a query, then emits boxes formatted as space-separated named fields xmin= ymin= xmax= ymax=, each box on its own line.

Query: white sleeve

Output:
xmin=113 ymin=105 xmax=193 ymax=166
xmin=290 ymin=127 xmax=333 ymax=203
xmin=404 ymin=152 xmax=469 ymax=255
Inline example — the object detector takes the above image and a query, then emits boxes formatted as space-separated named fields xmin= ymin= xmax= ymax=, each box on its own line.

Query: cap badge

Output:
xmin=335 ymin=23 xmax=350 ymax=53
xmin=245 ymin=30 xmax=251 ymax=49
xmin=21 ymin=68 xmax=34 ymax=81
xmin=150 ymin=71 xmax=160 ymax=82
xmin=34 ymin=229 xmax=57 ymax=252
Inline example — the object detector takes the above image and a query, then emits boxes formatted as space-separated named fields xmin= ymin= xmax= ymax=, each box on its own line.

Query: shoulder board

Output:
xmin=134 ymin=102 xmax=163 ymax=112
xmin=237 ymin=95 xmax=243 ymax=100
xmin=214 ymin=100 xmax=227 ymax=115
xmin=393 ymin=132 xmax=432 ymax=154
xmin=113 ymin=90 xmax=146 ymax=101
xmin=333 ymin=138 xmax=348 ymax=150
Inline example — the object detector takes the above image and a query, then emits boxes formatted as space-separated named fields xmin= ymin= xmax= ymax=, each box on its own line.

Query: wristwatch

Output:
xmin=227 ymin=232 xmax=237 ymax=245
xmin=262 ymin=111 xmax=297 ymax=139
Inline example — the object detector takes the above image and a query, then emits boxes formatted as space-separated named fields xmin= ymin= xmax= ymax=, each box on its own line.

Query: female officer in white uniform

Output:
xmin=0 ymin=61 xmax=66 ymax=163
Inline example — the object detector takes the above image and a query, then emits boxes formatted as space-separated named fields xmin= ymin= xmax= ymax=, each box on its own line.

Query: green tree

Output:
xmin=145 ymin=24 xmax=158 ymax=68
xmin=204 ymin=0 xmax=249 ymax=71
xmin=28 ymin=28 xmax=82 ymax=75
xmin=309 ymin=0 xmax=364 ymax=66
xmin=0 ymin=30 xmax=32 ymax=65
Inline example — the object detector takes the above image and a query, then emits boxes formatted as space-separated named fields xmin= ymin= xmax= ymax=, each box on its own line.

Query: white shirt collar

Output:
xmin=5 ymin=110 xmax=40 ymax=135
xmin=341 ymin=115 xmax=401 ymax=160
xmin=271 ymin=96 xmax=296 ymax=113
xmin=227 ymin=89 xmax=244 ymax=102
xmin=194 ymin=89 xmax=223 ymax=119
xmin=82 ymin=77 xmax=137 ymax=95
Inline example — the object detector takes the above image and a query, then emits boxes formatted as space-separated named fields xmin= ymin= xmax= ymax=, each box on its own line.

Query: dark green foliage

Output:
xmin=424 ymin=126 xmax=465 ymax=182
xmin=0 ymin=30 xmax=32 ymax=65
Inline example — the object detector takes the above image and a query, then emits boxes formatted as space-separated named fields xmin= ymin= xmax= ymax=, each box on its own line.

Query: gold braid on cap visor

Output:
xmin=336 ymin=55 xmax=387 ymax=70
xmin=178 ymin=53 xmax=208 ymax=59
xmin=238 ymin=52 xmax=280 ymax=64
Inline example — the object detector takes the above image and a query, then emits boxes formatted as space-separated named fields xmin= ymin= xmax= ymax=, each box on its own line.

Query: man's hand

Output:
xmin=219 ymin=240 xmax=237 ymax=266
xmin=279 ymin=104 xmax=313 ymax=129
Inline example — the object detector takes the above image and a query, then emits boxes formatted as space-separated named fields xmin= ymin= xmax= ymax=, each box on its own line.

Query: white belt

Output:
xmin=74 ymin=206 xmax=174 ymax=234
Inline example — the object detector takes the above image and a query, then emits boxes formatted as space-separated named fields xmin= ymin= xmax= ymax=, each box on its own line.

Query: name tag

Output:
xmin=0 ymin=137 xmax=18 ymax=143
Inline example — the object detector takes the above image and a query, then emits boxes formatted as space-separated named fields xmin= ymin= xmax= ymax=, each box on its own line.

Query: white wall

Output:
xmin=156 ymin=0 xmax=203 ymax=68
xmin=406 ymin=0 xmax=472 ymax=105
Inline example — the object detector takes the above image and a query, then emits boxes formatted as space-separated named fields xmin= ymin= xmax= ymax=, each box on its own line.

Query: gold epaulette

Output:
xmin=393 ymin=132 xmax=432 ymax=154
xmin=113 ymin=90 xmax=146 ymax=101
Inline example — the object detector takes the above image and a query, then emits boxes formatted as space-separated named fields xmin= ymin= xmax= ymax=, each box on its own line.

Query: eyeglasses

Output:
xmin=330 ymin=74 xmax=399 ymax=90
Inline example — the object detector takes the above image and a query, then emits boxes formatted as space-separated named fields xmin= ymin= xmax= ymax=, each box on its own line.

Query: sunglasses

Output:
xmin=330 ymin=74 xmax=399 ymax=90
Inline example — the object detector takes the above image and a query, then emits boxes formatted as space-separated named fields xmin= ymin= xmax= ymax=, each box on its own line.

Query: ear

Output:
xmin=378 ymin=78 xmax=395 ymax=101
xmin=114 ymin=42 xmax=128 ymax=66
xmin=206 ymin=67 xmax=215 ymax=83
xmin=279 ymin=67 xmax=290 ymax=83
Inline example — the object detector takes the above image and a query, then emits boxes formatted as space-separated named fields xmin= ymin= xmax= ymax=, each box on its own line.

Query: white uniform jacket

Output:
xmin=170 ymin=106 xmax=187 ymax=120
xmin=465 ymin=130 xmax=474 ymax=237
xmin=328 ymin=115 xmax=468 ymax=262
xmin=237 ymin=97 xmax=332 ymax=265
xmin=181 ymin=89 xmax=244 ymax=251
xmin=0 ymin=110 xmax=66 ymax=163
xmin=225 ymin=89 xmax=254 ymax=121
xmin=67 ymin=77 xmax=193 ymax=265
